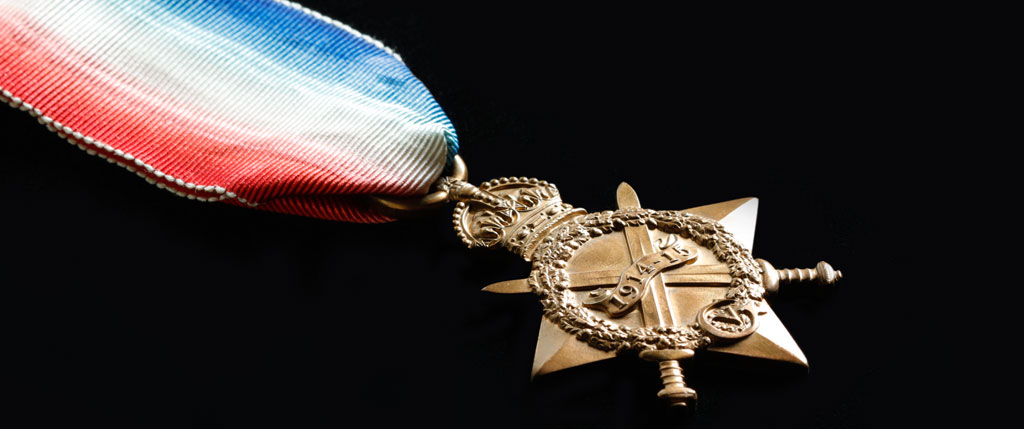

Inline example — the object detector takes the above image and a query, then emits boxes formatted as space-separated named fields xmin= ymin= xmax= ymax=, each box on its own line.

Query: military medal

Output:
xmin=379 ymin=167 xmax=842 ymax=407
xmin=0 ymin=0 xmax=842 ymax=413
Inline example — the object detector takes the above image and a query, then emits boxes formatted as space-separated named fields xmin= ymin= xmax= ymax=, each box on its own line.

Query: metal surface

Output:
xmin=640 ymin=349 xmax=698 ymax=407
xmin=446 ymin=177 xmax=842 ymax=407
xmin=759 ymin=259 xmax=842 ymax=295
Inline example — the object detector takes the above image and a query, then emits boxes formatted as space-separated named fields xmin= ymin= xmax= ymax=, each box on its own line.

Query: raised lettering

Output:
xmin=610 ymin=296 xmax=628 ymax=309
xmin=664 ymin=251 xmax=680 ymax=264
xmin=637 ymin=263 xmax=656 ymax=274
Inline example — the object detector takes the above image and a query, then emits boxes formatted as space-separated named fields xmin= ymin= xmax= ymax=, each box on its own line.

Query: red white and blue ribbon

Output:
xmin=0 ymin=0 xmax=458 ymax=222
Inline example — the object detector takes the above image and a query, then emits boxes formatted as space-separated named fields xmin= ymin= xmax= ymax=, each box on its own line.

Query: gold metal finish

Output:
xmin=639 ymin=349 xmax=697 ymax=407
xmin=581 ymin=242 xmax=695 ymax=317
xmin=445 ymin=176 xmax=585 ymax=258
xmin=758 ymin=259 xmax=843 ymax=295
xmin=697 ymin=299 xmax=762 ymax=340
xmin=452 ymin=178 xmax=842 ymax=407
xmin=369 ymin=155 xmax=468 ymax=212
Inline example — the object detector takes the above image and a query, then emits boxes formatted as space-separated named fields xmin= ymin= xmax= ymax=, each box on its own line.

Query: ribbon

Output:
xmin=0 ymin=0 xmax=458 ymax=222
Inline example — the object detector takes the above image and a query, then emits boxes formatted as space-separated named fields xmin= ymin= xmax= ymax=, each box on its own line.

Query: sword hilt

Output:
xmin=639 ymin=349 xmax=697 ymax=407
xmin=758 ymin=259 xmax=842 ymax=295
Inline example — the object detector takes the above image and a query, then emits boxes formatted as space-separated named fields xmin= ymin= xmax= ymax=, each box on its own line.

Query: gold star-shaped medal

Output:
xmin=445 ymin=178 xmax=840 ymax=406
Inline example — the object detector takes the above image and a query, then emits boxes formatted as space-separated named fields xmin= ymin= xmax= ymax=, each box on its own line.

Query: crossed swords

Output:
xmin=485 ymin=184 xmax=733 ymax=325
xmin=485 ymin=184 xmax=729 ymax=405
xmin=483 ymin=183 xmax=841 ymax=406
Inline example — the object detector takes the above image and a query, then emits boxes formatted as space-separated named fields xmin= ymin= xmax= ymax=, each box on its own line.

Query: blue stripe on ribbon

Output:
xmin=138 ymin=0 xmax=458 ymax=161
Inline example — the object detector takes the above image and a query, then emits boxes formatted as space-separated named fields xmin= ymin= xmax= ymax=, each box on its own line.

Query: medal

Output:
xmin=408 ymin=170 xmax=842 ymax=407
xmin=2 ymin=0 xmax=850 ymax=423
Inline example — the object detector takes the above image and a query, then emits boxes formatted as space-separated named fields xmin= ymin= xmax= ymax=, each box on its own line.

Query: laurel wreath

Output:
xmin=528 ymin=209 xmax=763 ymax=352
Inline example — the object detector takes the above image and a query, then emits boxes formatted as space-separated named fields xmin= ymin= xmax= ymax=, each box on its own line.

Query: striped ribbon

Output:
xmin=0 ymin=0 xmax=458 ymax=222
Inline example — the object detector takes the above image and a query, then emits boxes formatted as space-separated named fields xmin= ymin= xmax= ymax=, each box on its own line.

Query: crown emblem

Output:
xmin=444 ymin=177 xmax=585 ymax=259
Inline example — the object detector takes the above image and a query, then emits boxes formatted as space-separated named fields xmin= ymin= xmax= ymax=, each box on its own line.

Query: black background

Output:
xmin=3 ymin=2 xmax=939 ymax=428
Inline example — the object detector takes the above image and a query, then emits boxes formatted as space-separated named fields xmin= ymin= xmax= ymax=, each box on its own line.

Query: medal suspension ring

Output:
xmin=528 ymin=209 xmax=764 ymax=352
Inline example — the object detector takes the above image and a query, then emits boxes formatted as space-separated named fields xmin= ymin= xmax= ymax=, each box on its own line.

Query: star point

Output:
xmin=483 ymin=192 xmax=809 ymax=377
xmin=531 ymin=318 xmax=615 ymax=378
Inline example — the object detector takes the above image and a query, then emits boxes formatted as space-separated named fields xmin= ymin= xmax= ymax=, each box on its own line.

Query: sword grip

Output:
xmin=759 ymin=259 xmax=842 ymax=295
xmin=639 ymin=349 xmax=698 ymax=407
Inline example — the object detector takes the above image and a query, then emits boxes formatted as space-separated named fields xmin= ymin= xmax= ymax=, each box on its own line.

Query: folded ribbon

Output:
xmin=0 ymin=0 xmax=458 ymax=222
